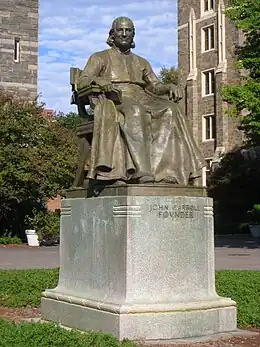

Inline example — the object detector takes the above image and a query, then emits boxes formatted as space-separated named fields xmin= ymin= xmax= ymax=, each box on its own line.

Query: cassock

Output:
xmin=78 ymin=46 xmax=205 ymax=185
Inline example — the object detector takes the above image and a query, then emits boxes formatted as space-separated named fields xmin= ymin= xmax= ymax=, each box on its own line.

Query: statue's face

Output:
xmin=113 ymin=20 xmax=134 ymax=50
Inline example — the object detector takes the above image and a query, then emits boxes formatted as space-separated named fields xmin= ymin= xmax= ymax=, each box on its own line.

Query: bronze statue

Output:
xmin=71 ymin=17 xmax=204 ymax=189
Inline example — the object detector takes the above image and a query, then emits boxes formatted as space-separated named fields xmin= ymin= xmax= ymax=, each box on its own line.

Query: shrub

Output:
xmin=31 ymin=210 xmax=60 ymax=242
xmin=208 ymin=147 xmax=260 ymax=233
xmin=0 ymin=237 xmax=22 ymax=245
xmin=247 ymin=204 xmax=260 ymax=225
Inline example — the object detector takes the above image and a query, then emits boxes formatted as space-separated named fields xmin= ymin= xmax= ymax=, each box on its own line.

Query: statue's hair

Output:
xmin=106 ymin=16 xmax=135 ymax=48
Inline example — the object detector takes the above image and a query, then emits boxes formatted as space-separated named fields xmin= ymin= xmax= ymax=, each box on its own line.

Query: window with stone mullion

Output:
xmin=205 ymin=116 xmax=211 ymax=139
xmin=210 ymin=26 xmax=214 ymax=49
xmin=203 ymin=70 xmax=215 ymax=96
xmin=205 ymin=29 xmax=209 ymax=51
xmin=205 ymin=73 xmax=210 ymax=95
xmin=204 ymin=115 xmax=216 ymax=140
xmin=211 ymin=71 xmax=215 ymax=93
xmin=204 ymin=0 xmax=214 ymax=12
xmin=204 ymin=26 xmax=215 ymax=51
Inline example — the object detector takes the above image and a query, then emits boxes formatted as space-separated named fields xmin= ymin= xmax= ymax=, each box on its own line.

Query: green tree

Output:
xmin=208 ymin=147 xmax=260 ymax=233
xmin=221 ymin=0 xmax=260 ymax=144
xmin=0 ymin=93 xmax=78 ymax=237
xmin=56 ymin=111 xmax=83 ymax=132
xmin=159 ymin=66 xmax=182 ymax=85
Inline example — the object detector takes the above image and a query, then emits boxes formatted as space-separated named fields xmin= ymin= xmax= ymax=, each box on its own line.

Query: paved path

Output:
xmin=215 ymin=248 xmax=260 ymax=270
xmin=215 ymin=235 xmax=260 ymax=271
xmin=0 ymin=235 xmax=259 ymax=270
xmin=0 ymin=246 xmax=59 ymax=270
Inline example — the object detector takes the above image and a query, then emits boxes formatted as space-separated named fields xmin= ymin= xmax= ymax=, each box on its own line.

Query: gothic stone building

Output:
xmin=0 ymin=0 xmax=38 ymax=100
xmin=178 ymin=0 xmax=243 ymax=185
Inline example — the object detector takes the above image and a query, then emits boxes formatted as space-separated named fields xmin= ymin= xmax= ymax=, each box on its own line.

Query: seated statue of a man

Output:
xmin=77 ymin=16 xmax=204 ymax=185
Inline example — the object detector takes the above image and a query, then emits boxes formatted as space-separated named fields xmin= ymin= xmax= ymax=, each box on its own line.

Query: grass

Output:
xmin=0 ymin=269 xmax=259 ymax=327
xmin=0 ymin=269 xmax=59 ymax=307
xmin=0 ymin=319 xmax=137 ymax=347
xmin=216 ymin=270 xmax=260 ymax=327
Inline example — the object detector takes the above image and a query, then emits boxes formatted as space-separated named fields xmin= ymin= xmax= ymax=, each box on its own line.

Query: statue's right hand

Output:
xmin=91 ymin=78 xmax=113 ymax=92
xmin=101 ymin=83 xmax=114 ymax=93
xmin=167 ymin=84 xmax=183 ymax=102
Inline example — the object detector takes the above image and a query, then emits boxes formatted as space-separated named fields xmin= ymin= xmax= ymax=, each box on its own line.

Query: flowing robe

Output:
xmin=78 ymin=47 xmax=205 ymax=185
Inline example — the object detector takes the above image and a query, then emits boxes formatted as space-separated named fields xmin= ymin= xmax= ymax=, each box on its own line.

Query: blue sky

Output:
xmin=38 ymin=0 xmax=178 ymax=113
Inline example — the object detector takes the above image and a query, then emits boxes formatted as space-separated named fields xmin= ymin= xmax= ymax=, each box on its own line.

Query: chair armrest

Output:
xmin=76 ymin=120 xmax=94 ymax=137
xmin=78 ymin=85 xmax=122 ymax=105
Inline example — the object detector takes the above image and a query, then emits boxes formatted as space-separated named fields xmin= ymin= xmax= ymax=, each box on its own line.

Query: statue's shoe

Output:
xmin=110 ymin=179 xmax=127 ymax=186
xmin=159 ymin=176 xmax=179 ymax=184
xmin=138 ymin=175 xmax=155 ymax=183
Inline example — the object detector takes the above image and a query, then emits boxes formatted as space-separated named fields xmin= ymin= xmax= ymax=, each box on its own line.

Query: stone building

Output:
xmin=0 ymin=0 xmax=38 ymax=100
xmin=178 ymin=0 xmax=243 ymax=185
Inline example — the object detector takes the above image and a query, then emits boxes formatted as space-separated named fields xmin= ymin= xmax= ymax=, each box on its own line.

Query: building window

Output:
xmin=204 ymin=0 xmax=214 ymax=12
xmin=202 ymin=69 xmax=215 ymax=96
xmin=202 ymin=159 xmax=212 ymax=186
xmin=202 ymin=114 xmax=215 ymax=141
xmin=202 ymin=25 xmax=215 ymax=51
xmin=14 ymin=38 xmax=20 ymax=62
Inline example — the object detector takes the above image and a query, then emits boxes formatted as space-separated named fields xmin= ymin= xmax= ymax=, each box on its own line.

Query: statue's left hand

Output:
xmin=168 ymin=85 xmax=183 ymax=102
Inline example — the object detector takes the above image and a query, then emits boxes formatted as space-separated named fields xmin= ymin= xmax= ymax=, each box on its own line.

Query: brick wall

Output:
xmin=0 ymin=0 xmax=38 ymax=100
xmin=47 ymin=196 xmax=61 ymax=212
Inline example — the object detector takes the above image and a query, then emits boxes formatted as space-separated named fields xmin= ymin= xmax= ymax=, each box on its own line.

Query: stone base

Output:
xmin=41 ymin=296 xmax=236 ymax=341
xmin=41 ymin=188 xmax=237 ymax=341
xmin=66 ymin=183 xmax=207 ymax=198
xmin=143 ymin=330 xmax=258 ymax=345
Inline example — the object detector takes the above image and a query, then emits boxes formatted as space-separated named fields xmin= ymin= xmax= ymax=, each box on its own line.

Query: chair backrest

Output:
xmin=70 ymin=67 xmax=82 ymax=91
xmin=70 ymin=67 xmax=94 ymax=121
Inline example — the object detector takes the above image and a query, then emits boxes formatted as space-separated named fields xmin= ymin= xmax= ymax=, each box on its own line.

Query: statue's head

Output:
xmin=106 ymin=17 xmax=135 ymax=51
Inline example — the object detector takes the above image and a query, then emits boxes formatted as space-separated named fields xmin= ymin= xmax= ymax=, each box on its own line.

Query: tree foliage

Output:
xmin=159 ymin=66 xmax=182 ymax=85
xmin=221 ymin=0 xmax=260 ymax=144
xmin=56 ymin=111 xmax=83 ymax=132
xmin=208 ymin=147 xmax=260 ymax=233
xmin=0 ymin=93 xmax=78 ymax=237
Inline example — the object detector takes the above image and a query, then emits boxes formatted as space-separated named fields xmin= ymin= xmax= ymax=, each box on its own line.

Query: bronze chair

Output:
xmin=70 ymin=67 xmax=94 ymax=187
xmin=70 ymin=67 xmax=122 ymax=188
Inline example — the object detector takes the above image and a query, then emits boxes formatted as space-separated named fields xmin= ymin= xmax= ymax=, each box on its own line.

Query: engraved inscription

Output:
xmin=148 ymin=204 xmax=200 ymax=219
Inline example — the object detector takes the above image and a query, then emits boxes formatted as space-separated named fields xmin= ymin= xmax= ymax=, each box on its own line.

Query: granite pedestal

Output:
xmin=41 ymin=185 xmax=236 ymax=341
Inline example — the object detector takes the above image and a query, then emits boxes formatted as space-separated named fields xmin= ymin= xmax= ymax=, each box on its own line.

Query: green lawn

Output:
xmin=216 ymin=270 xmax=260 ymax=327
xmin=0 ymin=269 xmax=59 ymax=308
xmin=0 ymin=269 xmax=259 ymax=328
xmin=0 ymin=319 xmax=137 ymax=347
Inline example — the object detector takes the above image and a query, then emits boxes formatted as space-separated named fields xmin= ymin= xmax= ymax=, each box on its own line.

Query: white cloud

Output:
xmin=38 ymin=0 xmax=178 ymax=113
